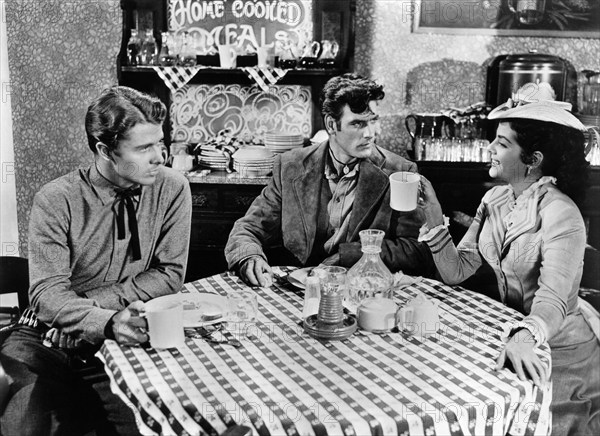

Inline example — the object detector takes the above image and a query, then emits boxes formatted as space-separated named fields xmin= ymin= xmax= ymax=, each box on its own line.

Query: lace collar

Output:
xmin=518 ymin=176 xmax=556 ymax=199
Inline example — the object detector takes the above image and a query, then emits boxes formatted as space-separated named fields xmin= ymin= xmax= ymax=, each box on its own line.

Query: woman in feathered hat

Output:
xmin=419 ymin=95 xmax=599 ymax=434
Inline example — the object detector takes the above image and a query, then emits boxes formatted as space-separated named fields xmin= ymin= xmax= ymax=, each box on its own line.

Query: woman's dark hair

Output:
xmin=507 ymin=118 xmax=590 ymax=206
xmin=320 ymin=73 xmax=385 ymax=129
xmin=85 ymin=86 xmax=166 ymax=153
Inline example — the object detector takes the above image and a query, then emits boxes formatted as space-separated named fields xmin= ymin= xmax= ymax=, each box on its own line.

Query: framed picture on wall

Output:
xmin=413 ymin=0 xmax=600 ymax=38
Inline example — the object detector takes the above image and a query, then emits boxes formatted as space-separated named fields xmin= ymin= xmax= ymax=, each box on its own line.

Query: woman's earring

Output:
xmin=525 ymin=165 xmax=532 ymax=177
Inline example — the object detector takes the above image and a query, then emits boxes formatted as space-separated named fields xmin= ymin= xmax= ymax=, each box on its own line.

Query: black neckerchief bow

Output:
xmin=114 ymin=186 xmax=142 ymax=261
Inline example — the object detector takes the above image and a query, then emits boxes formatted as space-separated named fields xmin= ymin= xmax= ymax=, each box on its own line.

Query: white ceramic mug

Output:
xmin=257 ymin=45 xmax=272 ymax=68
xmin=389 ymin=171 xmax=420 ymax=211
xmin=218 ymin=44 xmax=237 ymax=68
xmin=171 ymin=154 xmax=194 ymax=172
xmin=145 ymin=298 xmax=185 ymax=349
xmin=396 ymin=296 xmax=440 ymax=337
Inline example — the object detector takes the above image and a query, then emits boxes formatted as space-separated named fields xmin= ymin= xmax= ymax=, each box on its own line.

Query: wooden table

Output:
xmin=98 ymin=268 xmax=552 ymax=436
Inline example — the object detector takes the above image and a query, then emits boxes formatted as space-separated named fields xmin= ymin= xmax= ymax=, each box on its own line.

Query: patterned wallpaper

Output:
xmin=7 ymin=0 xmax=600 ymax=251
xmin=6 ymin=0 xmax=121 ymax=254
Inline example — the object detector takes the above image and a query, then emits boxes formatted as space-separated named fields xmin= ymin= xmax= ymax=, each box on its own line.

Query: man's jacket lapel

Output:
xmin=347 ymin=152 xmax=389 ymax=241
xmin=287 ymin=143 xmax=327 ymax=263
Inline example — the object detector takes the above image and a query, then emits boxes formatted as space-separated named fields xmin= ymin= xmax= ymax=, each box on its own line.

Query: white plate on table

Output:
xmin=287 ymin=267 xmax=314 ymax=289
xmin=150 ymin=293 xmax=228 ymax=327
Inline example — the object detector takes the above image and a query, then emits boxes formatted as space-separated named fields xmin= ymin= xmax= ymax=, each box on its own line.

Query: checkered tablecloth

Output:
xmin=98 ymin=268 xmax=552 ymax=436
xmin=152 ymin=66 xmax=202 ymax=94
xmin=239 ymin=67 xmax=288 ymax=92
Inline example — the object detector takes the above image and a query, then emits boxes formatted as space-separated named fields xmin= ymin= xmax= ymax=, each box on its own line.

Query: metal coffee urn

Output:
xmin=486 ymin=51 xmax=577 ymax=108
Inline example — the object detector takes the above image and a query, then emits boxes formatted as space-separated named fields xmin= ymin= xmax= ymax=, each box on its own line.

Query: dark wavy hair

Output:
xmin=506 ymin=118 xmax=590 ymax=206
xmin=85 ymin=86 xmax=166 ymax=153
xmin=320 ymin=73 xmax=384 ymax=129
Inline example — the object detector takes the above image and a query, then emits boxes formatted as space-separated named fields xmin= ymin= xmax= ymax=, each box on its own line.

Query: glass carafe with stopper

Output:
xmin=140 ymin=29 xmax=158 ymax=66
xmin=346 ymin=229 xmax=394 ymax=313
xmin=126 ymin=29 xmax=141 ymax=66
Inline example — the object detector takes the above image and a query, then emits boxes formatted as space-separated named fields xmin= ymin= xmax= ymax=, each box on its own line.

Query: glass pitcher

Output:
xmin=298 ymin=40 xmax=320 ymax=69
xmin=346 ymin=229 xmax=394 ymax=313
xmin=317 ymin=40 xmax=339 ymax=69
xmin=277 ymin=39 xmax=298 ymax=69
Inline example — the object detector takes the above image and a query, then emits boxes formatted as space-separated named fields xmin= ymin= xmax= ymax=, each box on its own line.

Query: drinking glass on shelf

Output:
xmin=443 ymin=138 xmax=452 ymax=161
xmin=159 ymin=31 xmax=176 ymax=66
xmin=427 ymin=137 xmax=440 ymax=161
xmin=414 ymin=136 xmax=426 ymax=161
xmin=179 ymin=31 xmax=197 ymax=66
xmin=474 ymin=139 xmax=481 ymax=162
xmin=451 ymin=138 xmax=463 ymax=162
xmin=170 ymin=31 xmax=183 ymax=64
xmin=478 ymin=139 xmax=491 ymax=162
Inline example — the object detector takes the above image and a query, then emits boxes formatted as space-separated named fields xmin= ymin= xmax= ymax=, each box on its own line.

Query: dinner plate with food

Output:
xmin=287 ymin=267 xmax=314 ymax=290
xmin=148 ymin=293 xmax=228 ymax=327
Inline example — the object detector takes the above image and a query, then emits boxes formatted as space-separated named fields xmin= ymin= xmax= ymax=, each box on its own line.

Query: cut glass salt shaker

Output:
xmin=303 ymin=276 xmax=321 ymax=319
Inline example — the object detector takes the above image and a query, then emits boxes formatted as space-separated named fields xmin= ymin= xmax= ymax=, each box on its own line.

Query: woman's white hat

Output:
xmin=488 ymin=82 xmax=586 ymax=132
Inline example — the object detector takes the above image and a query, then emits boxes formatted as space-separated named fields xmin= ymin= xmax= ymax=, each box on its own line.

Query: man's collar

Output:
xmin=90 ymin=163 xmax=141 ymax=205
xmin=324 ymin=150 xmax=360 ymax=180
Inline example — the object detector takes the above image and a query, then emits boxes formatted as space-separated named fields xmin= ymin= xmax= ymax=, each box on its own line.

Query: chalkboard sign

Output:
xmin=168 ymin=0 xmax=313 ymax=50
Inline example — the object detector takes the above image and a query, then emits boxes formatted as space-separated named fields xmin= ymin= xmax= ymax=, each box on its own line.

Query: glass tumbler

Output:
xmin=313 ymin=266 xmax=346 ymax=325
xmin=314 ymin=266 xmax=347 ymax=296
xmin=226 ymin=290 xmax=258 ymax=323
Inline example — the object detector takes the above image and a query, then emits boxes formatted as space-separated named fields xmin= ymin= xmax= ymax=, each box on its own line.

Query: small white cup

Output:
xmin=218 ymin=44 xmax=237 ymax=68
xmin=171 ymin=154 xmax=194 ymax=172
xmin=357 ymin=297 xmax=398 ymax=332
xmin=389 ymin=171 xmax=420 ymax=211
xmin=396 ymin=298 xmax=440 ymax=338
xmin=145 ymin=298 xmax=185 ymax=349
xmin=257 ymin=45 xmax=271 ymax=68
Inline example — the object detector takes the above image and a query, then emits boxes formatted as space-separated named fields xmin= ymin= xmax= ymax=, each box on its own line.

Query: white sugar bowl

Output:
xmin=357 ymin=296 xmax=398 ymax=332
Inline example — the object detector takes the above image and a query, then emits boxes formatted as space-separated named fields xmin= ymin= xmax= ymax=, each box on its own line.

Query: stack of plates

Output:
xmin=264 ymin=132 xmax=304 ymax=154
xmin=233 ymin=161 xmax=274 ymax=178
xmin=232 ymin=146 xmax=275 ymax=178
xmin=198 ymin=150 xmax=229 ymax=170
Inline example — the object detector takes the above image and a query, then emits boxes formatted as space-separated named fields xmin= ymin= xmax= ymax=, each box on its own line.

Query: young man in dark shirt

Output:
xmin=0 ymin=86 xmax=192 ymax=435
